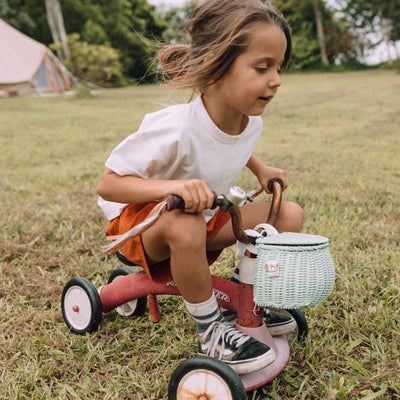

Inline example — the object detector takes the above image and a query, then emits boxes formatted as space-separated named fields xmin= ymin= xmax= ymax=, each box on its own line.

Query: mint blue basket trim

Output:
xmin=256 ymin=243 xmax=329 ymax=252
xmin=256 ymin=232 xmax=329 ymax=247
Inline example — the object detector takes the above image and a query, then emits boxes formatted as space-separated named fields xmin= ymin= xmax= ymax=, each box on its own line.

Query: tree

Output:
xmin=0 ymin=0 xmax=36 ymax=34
xmin=312 ymin=0 xmax=328 ymax=65
xmin=60 ymin=0 xmax=168 ymax=81
xmin=163 ymin=0 xmax=355 ymax=69
xmin=1 ymin=0 xmax=168 ymax=82
xmin=271 ymin=0 xmax=355 ymax=68
xmin=339 ymin=0 xmax=400 ymax=62
xmin=161 ymin=0 xmax=198 ymax=44
xmin=44 ymin=0 xmax=69 ymax=60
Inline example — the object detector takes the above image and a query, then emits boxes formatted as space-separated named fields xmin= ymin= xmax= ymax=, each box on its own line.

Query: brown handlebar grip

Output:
xmin=165 ymin=192 xmax=218 ymax=211
xmin=266 ymin=178 xmax=283 ymax=227
xmin=165 ymin=194 xmax=185 ymax=211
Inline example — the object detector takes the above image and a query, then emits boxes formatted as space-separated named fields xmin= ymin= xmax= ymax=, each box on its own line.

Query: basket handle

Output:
xmin=266 ymin=178 xmax=283 ymax=227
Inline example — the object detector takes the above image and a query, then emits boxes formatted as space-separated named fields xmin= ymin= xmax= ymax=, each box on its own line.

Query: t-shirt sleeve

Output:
xmin=105 ymin=126 xmax=182 ymax=179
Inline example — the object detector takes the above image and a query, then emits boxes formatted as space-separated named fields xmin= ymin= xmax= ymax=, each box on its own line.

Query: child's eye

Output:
xmin=255 ymin=66 xmax=269 ymax=73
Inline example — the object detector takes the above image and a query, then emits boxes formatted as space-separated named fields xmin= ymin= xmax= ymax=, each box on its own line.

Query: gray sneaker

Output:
xmin=198 ymin=320 xmax=276 ymax=375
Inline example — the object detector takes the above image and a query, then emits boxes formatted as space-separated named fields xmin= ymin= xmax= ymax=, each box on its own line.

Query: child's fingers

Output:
xmin=185 ymin=189 xmax=200 ymax=213
xmin=197 ymin=186 xmax=215 ymax=213
xmin=185 ymin=181 xmax=214 ymax=213
xmin=263 ymin=170 xmax=287 ymax=193
xmin=278 ymin=176 xmax=288 ymax=191
xmin=166 ymin=179 xmax=214 ymax=213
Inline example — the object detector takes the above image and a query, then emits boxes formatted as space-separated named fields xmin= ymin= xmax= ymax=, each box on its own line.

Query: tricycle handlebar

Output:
xmin=266 ymin=178 xmax=283 ymax=227
xmin=164 ymin=179 xmax=283 ymax=244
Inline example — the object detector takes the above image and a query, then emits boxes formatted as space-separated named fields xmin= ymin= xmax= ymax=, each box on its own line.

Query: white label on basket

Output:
xmin=264 ymin=260 xmax=280 ymax=277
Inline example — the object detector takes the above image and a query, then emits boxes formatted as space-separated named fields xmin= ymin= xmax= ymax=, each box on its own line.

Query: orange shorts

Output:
xmin=105 ymin=202 xmax=231 ymax=283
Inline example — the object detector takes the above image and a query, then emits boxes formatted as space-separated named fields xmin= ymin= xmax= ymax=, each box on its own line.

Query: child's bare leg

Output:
xmin=141 ymin=210 xmax=213 ymax=303
xmin=141 ymin=209 xmax=276 ymax=374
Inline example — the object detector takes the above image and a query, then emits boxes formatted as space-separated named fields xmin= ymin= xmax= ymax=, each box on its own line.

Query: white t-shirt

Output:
xmin=98 ymin=95 xmax=262 ymax=221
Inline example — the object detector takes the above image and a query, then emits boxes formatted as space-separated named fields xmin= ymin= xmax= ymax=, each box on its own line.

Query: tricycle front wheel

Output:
xmin=284 ymin=308 xmax=308 ymax=340
xmin=168 ymin=356 xmax=246 ymax=400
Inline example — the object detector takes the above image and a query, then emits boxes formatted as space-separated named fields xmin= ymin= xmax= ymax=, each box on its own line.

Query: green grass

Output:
xmin=1 ymin=70 xmax=399 ymax=399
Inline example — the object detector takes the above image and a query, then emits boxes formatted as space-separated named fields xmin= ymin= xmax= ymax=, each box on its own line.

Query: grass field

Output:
xmin=0 ymin=70 xmax=399 ymax=399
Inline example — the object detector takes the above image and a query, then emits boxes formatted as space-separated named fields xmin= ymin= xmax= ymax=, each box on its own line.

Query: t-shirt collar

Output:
xmin=192 ymin=95 xmax=250 ymax=144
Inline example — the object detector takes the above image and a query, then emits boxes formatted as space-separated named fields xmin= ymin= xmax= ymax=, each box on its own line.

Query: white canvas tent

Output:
xmin=0 ymin=18 xmax=73 ymax=97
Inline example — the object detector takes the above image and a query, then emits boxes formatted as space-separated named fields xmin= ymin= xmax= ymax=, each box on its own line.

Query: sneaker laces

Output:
xmin=202 ymin=321 xmax=250 ymax=360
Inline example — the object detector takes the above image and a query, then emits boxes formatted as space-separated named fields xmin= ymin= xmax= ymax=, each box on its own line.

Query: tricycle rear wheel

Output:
xmin=61 ymin=277 xmax=102 ymax=334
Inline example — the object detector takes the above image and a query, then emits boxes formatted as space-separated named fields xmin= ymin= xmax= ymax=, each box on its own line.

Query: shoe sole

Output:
xmin=225 ymin=347 xmax=276 ymax=375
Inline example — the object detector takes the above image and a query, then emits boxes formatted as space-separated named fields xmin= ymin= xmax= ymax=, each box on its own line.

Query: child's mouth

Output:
xmin=258 ymin=96 xmax=272 ymax=102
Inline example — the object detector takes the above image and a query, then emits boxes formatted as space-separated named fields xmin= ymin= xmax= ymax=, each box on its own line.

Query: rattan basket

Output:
xmin=253 ymin=232 xmax=335 ymax=309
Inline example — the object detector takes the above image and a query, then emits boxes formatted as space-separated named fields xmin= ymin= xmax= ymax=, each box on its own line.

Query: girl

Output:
xmin=97 ymin=0 xmax=303 ymax=375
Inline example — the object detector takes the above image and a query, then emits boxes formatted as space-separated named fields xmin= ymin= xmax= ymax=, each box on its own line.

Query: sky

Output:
xmin=148 ymin=0 xmax=399 ymax=64
xmin=148 ymin=0 xmax=186 ymax=7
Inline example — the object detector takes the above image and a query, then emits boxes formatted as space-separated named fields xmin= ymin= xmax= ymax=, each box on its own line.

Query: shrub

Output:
xmin=54 ymin=33 xmax=124 ymax=87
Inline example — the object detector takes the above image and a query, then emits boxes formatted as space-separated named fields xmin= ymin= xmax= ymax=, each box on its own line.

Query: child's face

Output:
xmin=213 ymin=22 xmax=287 ymax=119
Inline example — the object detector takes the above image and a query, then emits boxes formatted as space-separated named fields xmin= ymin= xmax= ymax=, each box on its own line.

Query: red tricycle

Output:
xmin=61 ymin=180 xmax=309 ymax=399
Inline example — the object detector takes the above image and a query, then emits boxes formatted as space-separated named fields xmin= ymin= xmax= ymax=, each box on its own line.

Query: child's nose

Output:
xmin=269 ymin=70 xmax=282 ymax=88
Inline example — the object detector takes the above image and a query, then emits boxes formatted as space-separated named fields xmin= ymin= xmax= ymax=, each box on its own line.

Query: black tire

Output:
xmin=168 ymin=356 xmax=246 ymax=400
xmin=107 ymin=267 xmax=147 ymax=317
xmin=61 ymin=277 xmax=102 ymax=335
xmin=286 ymin=309 xmax=308 ymax=340
xmin=107 ymin=266 xmax=135 ymax=283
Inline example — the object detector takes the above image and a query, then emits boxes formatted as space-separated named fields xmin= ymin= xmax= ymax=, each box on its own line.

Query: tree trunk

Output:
xmin=44 ymin=0 xmax=70 ymax=60
xmin=312 ymin=0 xmax=329 ymax=66
xmin=395 ymin=43 xmax=400 ymax=60
xmin=377 ymin=8 xmax=393 ymax=63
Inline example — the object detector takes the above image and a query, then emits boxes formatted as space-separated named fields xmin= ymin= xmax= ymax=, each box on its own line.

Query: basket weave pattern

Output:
xmin=253 ymin=233 xmax=335 ymax=309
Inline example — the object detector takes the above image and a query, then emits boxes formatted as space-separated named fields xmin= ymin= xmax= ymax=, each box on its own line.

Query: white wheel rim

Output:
xmin=64 ymin=286 xmax=93 ymax=331
xmin=112 ymin=275 xmax=138 ymax=317
xmin=115 ymin=299 xmax=138 ymax=317
xmin=177 ymin=369 xmax=233 ymax=400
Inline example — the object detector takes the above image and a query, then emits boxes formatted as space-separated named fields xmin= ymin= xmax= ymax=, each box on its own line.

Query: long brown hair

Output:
xmin=157 ymin=0 xmax=292 ymax=90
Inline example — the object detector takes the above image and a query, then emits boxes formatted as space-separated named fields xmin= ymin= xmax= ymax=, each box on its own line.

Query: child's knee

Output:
xmin=278 ymin=201 xmax=304 ymax=232
xmin=161 ymin=211 xmax=207 ymax=247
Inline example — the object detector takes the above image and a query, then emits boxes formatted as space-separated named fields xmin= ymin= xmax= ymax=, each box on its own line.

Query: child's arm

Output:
xmin=96 ymin=168 xmax=215 ymax=213
xmin=246 ymin=154 xmax=288 ymax=193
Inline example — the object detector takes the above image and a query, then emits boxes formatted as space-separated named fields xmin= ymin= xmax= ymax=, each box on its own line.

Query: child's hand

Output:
xmin=257 ymin=165 xmax=288 ymax=193
xmin=164 ymin=179 xmax=215 ymax=213
xmin=247 ymin=155 xmax=288 ymax=193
